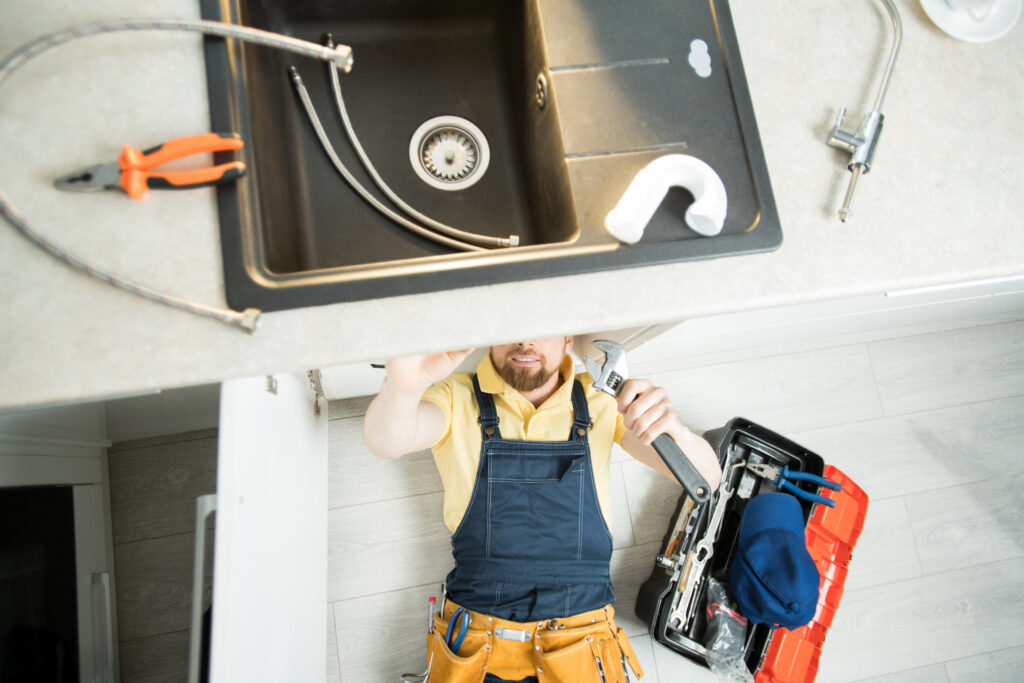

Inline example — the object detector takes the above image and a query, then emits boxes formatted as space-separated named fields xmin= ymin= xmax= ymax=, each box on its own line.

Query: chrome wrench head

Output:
xmin=584 ymin=339 xmax=629 ymax=398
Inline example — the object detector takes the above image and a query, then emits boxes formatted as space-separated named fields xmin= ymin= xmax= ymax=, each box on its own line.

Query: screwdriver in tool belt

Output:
xmin=427 ymin=596 xmax=436 ymax=633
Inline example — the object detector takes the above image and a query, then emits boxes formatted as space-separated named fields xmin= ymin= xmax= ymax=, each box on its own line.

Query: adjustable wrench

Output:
xmin=585 ymin=339 xmax=711 ymax=504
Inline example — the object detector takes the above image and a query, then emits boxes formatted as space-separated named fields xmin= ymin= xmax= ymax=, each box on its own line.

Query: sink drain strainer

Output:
xmin=409 ymin=116 xmax=490 ymax=191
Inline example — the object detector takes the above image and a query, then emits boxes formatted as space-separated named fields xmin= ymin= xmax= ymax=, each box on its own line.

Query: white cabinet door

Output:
xmin=210 ymin=373 xmax=328 ymax=683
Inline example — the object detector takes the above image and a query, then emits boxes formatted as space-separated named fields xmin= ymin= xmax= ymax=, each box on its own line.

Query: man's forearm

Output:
xmin=622 ymin=426 xmax=723 ymax=491
xmin=363 ymin=350 xmax=470 ymax=459
xmin=363 ymin=377 xmax=436 ymax=459
xmin=671 ymin=427 xmax=723 ymax=491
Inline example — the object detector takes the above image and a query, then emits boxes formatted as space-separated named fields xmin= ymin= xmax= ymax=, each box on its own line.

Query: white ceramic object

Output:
xmin=604 ymin=154 xmax=728 ymax=244
xmin=920 ymin=0 xmax=1021 ymax=42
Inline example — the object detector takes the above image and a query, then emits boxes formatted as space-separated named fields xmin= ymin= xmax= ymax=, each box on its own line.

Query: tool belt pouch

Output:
xmin=425 ymin=613 xmax=490 ymax=683
xmin=536 ymin=622 xmax=643 ymax=683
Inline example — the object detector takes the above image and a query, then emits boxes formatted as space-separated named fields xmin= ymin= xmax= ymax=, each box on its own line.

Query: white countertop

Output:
xmin=2 ymin=0 xmax=1022 ymax=411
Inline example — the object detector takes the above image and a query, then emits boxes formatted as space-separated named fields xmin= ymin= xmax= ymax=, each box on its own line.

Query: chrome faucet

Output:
xmin=827 ymin=0 xmax=902 ymax=222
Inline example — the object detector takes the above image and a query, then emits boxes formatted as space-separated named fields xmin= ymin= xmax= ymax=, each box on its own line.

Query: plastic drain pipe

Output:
xmin=0 ymin=19 xmax=355 ymax=333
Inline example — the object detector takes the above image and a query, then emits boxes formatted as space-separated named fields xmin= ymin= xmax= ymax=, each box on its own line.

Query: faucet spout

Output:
xmin=827 ymin=0 xmax=901 ymax=222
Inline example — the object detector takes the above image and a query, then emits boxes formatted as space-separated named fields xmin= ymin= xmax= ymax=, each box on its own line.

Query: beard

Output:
xmin=493 ymin=349 xmax=560 ymax=393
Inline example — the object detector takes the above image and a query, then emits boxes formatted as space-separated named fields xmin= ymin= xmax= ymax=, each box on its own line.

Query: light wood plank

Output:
xmin=118 ymin=629 xmax=190 ymax=683
xmin=328 ymin=415 xmax=442 ymax=509
xmin=609 ymin=461 xmax=636 ymax=548
xmin=331 ymin=584 xmax=440 ymax=683
xmin=868 ymin=321 xmax=1024 ymax=415
xmin=113 ymin=531 xmax=213 ymax=642
xmin=622 ymin=459 xmax=685 ymax=547
xmin=626 ymin=634 xmax=659 ymax=683
xmin=816 ymin=558 xmax=1024 ymax=681
xmin=790 ymin=395 xmax=1024 ymax=501
xmin=905 ymin=472 xmax=1024 ymax=575
xmin=611 ymin=441 xmax=632 ymax=464
xmin=629 ymin=305 xmax=1024 ymax=378
xmin=650 ymin=637 xmax=729 ymax=683
xmin=108 ymin=435 xmax=217 ymax=544
xmin=637 ymin=344 xmax=884 ymax=435
xmin=610 ymin=541 xmax=665 ymax=638
xmin=327 ymin=608 xmax=342 ymax=683
xmin=327 ymin=492 xmax=453 ymax=603
xmin=849 ymin=663 xmax=949 ymax=683
xmin=944 ymin=644 xmax=1024 ymax=683
xmin=843 ymin=497 xmax=923 ymax=593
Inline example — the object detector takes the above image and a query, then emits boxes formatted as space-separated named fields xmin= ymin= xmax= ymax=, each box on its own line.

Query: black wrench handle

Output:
xmin=652 ymin=433 xmax=712 ymax=504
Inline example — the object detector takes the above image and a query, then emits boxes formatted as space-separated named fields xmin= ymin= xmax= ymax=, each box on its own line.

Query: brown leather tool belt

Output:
xmin=423 ymin=598 xmax=644 ymax=683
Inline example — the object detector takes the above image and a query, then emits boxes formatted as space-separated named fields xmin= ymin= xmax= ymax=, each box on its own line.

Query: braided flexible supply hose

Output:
xmin=322 ymin=35 xmax=519 ymax=249
xmin=288 ymin=66 xmax=486 ymax=253
xmin=0 ymin=19 xmax=354 ymax=333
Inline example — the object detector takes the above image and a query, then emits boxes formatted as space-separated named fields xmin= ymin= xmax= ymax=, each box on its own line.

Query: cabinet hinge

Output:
xmin=308 ymin=369 xmax=325 ymax=417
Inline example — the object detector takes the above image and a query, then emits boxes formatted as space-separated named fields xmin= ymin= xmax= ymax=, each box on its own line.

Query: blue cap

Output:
xmin=729 ymin=493 xmax=820 ymax=629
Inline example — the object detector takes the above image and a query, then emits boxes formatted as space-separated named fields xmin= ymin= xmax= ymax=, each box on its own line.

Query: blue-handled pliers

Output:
xmin=444 ymin=608 xmax=470 ymax=654
xmin=746 ymin=463 xmax=842 ymax=508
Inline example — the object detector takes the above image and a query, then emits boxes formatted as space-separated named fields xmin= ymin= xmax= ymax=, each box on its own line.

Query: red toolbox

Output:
xmin=635 ymin=418 xmax=869 ymax=681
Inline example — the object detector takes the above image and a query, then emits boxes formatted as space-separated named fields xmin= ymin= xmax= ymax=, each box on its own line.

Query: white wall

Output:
xmin=104 ymin=383 xmax=220 ymax=443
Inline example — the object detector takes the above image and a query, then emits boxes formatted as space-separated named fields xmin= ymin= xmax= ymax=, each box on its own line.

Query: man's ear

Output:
xmin=565 ymin=335 xmax=575 ymax=352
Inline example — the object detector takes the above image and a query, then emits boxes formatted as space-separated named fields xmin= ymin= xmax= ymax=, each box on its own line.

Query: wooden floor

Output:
xmin=106 ymin=311 xmax=1024 ymax=682
xmin=325 ymin=313 xmax=1024 ymax=683
xmin=107 ymin=429 xmax=218 ymax=682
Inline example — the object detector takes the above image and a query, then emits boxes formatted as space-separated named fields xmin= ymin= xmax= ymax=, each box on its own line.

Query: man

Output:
xmin=364 ymin=336 xmax=722 ymax=682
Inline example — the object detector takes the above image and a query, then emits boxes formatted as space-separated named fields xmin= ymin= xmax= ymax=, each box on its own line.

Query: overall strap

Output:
xmin=473 ymin=375 xmax=592 ymax=443
xmin=471 ymin=374 xmax=501 ymax=440
xmin=570 ymin=380 xmax=592 ymax=442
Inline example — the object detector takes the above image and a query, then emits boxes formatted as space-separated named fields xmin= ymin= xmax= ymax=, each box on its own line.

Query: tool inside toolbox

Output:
xmin=635 ymin=418 xmax=827 ymax=674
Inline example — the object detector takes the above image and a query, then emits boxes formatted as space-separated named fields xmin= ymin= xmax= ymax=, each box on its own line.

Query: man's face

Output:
xmin=490 ymin=337 xmax=574 ymax=394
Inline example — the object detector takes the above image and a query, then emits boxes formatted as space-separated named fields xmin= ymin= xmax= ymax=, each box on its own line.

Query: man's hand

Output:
xmin=385 ymin=349 xmax=475 ymax=395
xmin=616 ymin=378 xmax=723 ymax=490
xmin=616 ymin=378 xmax=686 ymax=446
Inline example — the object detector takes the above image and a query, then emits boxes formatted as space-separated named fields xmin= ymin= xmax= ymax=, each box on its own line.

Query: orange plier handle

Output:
xmin=118 ymin=132 xmax=246 ymax=199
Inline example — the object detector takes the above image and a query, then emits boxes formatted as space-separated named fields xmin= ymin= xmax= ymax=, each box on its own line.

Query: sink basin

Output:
xmin=201 ymin=0 xmax=782 ymax=311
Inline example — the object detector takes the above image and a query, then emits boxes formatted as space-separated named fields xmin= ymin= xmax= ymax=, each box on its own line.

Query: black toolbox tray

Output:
xmin=635 ymin=417 xmax=827 ymax=674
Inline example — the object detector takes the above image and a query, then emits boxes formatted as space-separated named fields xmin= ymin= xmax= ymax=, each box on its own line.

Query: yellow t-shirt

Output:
xmin=422 ymin=353 xmax=628 ymax=533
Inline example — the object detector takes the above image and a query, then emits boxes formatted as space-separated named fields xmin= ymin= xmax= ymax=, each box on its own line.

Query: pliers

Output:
xmin=54 ymin=132 xmax=245 ymax=200
xmin=746 ymin=462 xmax=842 ymax=508
xmin=444 ymin=607 xmax=470 ymax=654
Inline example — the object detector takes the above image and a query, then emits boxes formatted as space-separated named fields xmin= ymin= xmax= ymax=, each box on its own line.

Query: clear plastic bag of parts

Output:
xmin=704 ymin=577 xmax=754 ymax=682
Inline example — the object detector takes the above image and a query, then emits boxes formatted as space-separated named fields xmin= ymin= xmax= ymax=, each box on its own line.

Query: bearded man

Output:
xmin=363 ymin=336 xmax=722 ymax=683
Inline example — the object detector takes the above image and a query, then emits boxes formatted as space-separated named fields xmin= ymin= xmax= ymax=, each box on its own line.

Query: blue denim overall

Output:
xmin=444 ymin=375 xmax=616 ymax=625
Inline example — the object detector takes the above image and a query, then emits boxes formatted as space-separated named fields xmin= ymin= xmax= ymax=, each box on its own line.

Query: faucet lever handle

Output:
xmin=833 ymin=106 xmax=848 ymax=130
xmin=827 ymin=106 xmax=861 ymax=152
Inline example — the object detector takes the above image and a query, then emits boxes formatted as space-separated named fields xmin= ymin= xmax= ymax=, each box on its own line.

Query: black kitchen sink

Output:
xmin=201 ymin=0 xmax=781 ymax=311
